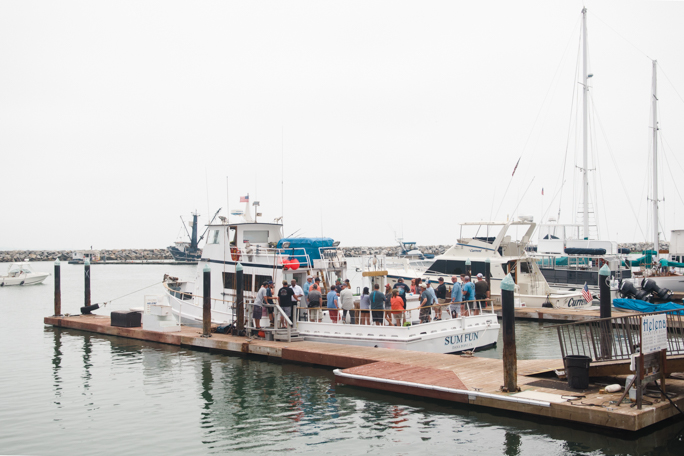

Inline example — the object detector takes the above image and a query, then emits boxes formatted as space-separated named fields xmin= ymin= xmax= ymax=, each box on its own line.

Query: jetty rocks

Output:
xmin=341 ymin=245 xmax=449 ymax=257
xmin=0 ymin=249 xmax=173 ymax=263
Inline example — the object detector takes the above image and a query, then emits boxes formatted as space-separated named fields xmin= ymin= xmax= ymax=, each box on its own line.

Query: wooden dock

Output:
xmin=44 ymin=314 xmax=684 ymax=432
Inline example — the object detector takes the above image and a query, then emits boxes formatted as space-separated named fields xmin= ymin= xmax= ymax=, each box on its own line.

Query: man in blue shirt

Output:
xmin=462 ymin=276 xmax=476 ymax=316
xmin=326 ymin=287 xmax=339 ymax=323
xmin=450 ymin=275 xmax=463 ymax=318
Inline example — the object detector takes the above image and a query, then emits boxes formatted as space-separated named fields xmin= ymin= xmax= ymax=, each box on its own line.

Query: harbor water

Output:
xmin=1 ymin=262 xmax=683 ymax=455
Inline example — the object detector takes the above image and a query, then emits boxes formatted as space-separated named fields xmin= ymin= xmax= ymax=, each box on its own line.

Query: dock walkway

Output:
xmin=45 ymin=315 xmax=684 ymax=432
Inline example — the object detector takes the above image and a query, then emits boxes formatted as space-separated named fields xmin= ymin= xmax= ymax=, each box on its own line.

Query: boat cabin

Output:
xmin=537 ymin=222 xmax=618 ymax=255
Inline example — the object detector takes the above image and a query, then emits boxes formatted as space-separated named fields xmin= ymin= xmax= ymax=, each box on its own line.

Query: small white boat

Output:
xmin=1 ymin=262 xmax=50 ymax=286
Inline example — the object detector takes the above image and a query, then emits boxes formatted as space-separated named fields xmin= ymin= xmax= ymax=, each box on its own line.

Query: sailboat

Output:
xmin=533 ymin=7 xmax=632 ymax=291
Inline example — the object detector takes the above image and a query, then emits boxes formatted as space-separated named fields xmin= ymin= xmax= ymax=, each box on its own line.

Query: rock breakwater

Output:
xmin=0 ymin=249 xmax=173 ymax=263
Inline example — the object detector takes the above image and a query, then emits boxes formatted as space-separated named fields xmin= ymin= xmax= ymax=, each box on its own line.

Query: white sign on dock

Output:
xmin=641 ymin=314 xmax=667 ymax=354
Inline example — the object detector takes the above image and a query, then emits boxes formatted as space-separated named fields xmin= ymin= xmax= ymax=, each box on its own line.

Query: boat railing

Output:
xmin=226 ymin=245 xmax=314 ymax=268
xmin=295 ymin=298 xmax=495 ymax=325
xmin=550 ymin=310 xmax=684 ymax=362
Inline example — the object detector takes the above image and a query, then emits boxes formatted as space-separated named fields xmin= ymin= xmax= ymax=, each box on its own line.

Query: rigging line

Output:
xmin=557 ymin=32 xmax=583 ymax=222
xmin=589 ymin=11 xmax=652 ymax=61
xmin=587 ymin=92 xmax=647 ymax=240
xmin=540 ymin=181 xmax=567 ymax=222
xmin=660 ymin=131 xmax=684 ymax=176
xmin=660 ymin=140 xmax=684 ymax=206
xmin=589 ymin=99 xmax=607 ymax=239
xmin=657 ymin=62 xmax=684 ymax=107
xmin=493 ymin=15 xmax=581 ymax=221
xmin=98 ymin=281 xmax=163 ymax=305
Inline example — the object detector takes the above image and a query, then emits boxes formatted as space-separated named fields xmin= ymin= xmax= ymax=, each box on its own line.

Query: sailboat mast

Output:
xmin=581 ymin=7 xmax=590 ymax=240
xmin=651 ymin=59 xmax=659 ymax=252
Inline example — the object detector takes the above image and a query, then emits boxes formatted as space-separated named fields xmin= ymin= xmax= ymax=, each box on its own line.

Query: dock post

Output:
xmin=236 ymin=263 xmax=244 ymax=334
xmin=599 ymin=264 xmax=612 ymax=359
xmin=501 ymin=273 xmax=517 ymax=392
xmin=54 ymin=259 xmax=61 ymax=316
xmin=202 ymin=264 xmax=211 ymax=337
xmin=84 ymin=258 xmax=91 ymax=307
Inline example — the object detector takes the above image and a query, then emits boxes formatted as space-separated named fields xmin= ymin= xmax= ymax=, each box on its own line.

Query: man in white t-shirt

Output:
xmin=253 ymin=281 xmax=268 ymax=330
xmin=290 ymin=279 xmax=304 ymax=323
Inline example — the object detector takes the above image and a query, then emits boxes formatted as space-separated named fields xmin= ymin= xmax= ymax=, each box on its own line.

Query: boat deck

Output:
xmin=44 ymin=314 xmax=684 ymax=432
xmin=492 ymin=305 xmax=643 ymax=322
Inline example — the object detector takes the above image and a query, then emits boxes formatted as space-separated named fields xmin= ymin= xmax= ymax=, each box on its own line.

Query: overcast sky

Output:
xmin=2 ymin=0 xmax=683 ymax=250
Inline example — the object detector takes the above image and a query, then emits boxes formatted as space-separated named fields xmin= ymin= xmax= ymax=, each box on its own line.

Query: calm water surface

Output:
xmin=0 ymin=262 xmax=682 ymax=455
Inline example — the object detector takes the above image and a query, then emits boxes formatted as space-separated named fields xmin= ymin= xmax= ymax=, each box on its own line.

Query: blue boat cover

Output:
xmin=276 ymin=237 xmax=335 ymax=266
xmin=613 ymin=298 xmax=684 ymax=315
xmin=660 ymin=258 xmax=684 ymax=268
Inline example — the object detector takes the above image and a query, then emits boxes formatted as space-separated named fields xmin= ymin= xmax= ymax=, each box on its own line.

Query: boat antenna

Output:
xmin=281 ymin=126 xmax=284 ymax=230
xmin=226 ymin=176 xmax=230 ymax=224
xmin=205 ymin=166 xmax=211 ymax=224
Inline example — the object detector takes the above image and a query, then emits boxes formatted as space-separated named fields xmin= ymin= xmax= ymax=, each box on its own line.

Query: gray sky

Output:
xmin=2 ymin=0 xmax=683 ymax=250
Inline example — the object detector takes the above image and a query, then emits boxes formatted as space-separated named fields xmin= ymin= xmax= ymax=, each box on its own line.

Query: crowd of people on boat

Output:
xmin=249 ymin=273 xmax=491 ymax=329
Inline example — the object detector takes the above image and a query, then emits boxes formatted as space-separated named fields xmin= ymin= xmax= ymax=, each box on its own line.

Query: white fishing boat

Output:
xmin=383 ymin=219 xmax=590 ymax=309
xmin=1 ymin=262 xmax=50 ymax=286
xmin=162 ymin=199 xmax=499 ymax=354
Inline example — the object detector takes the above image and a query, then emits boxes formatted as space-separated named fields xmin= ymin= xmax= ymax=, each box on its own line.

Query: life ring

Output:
xmin=231 ymin=247 xmax=241 ymax=261
xmin=598 ymin=258 xmax=607 ymax=268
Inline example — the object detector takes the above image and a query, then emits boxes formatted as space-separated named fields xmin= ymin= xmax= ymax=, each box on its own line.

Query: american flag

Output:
xmin=582 ymin=283 xmax=593 ymax=303
xmin=240 ymin=194 xmax=249 ymax=203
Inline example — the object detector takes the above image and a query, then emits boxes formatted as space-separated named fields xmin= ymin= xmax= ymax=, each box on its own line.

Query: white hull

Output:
xmin=0 ymin=272 xmax=49 ymax=286
xmin=165 ymin=288 xmax=499 ymax=354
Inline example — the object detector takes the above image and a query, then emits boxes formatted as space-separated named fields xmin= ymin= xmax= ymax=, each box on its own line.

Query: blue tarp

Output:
xmin=276 ymin=237 xmax=335 ymax=266
xmin=613 ymin=298 xmax=684 ymax=315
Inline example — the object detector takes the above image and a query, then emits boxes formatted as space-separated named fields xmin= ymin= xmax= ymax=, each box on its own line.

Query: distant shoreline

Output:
xmin=0 ymin=241 xmax=668 ymax=263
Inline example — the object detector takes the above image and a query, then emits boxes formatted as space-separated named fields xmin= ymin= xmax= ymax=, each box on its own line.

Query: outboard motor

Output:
xmin=641 ymin=278 xmax=673 ymax=301
xmin=619 ymin=280 xmax=651 ymax=302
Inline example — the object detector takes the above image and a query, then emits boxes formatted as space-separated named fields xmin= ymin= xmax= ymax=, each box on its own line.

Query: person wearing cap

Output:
xmin=425 ymin=281 xmax=438 ymax=322
xmin=278 ymin=280 xmax=295 ymax=326
xmin=418 ymin=282 xmax=433 ymax=323
xmin=435 ymin=277 xmax=448 ymax=320
xmin=474 ymin=273 xmax=490 ymax=315
xmin=450 ymin=275 xmax=463 ymax=318
xmin=462 ymin=275 xmax=475 ymax=316
xmin=252 ymin=281 xmax=269 ymax=330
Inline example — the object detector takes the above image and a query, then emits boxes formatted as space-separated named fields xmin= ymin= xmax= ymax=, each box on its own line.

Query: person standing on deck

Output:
xmin=265 ymin=281 xmax=276 ymax=327
xmin=390 ymin=289 xmax=403 ymax=326
xmin=302 ymin=275 xmax=314 ymax=321
xmin=462 ymin=276 xmax=475 ymax=316
xmin=253 ymin=281 xmax=268 ymax=330
xmin=278 ymin=280 xmax=295 ymax=327
xmin=384 ymin=283 xmax=393 ymax=326
xmin=359 ymin=287 xmax=371 ymax=325
xmin=474 ymin=273 xmax=490 ymax=316
xmin=290 ymin=279 xmax=304 ymax=323
xmin=308 ymin=284 xmax=323 ymax=322
xmin=393 ymin=278 xmax=411 ymax=324
xmin=339 ymin=283 xmax=354 ymax=323
xmin=425 ymin=281 xmax=438 ymax=322
xmin=450 ymin=275 xmax=463 ymax=318
xmin=435 ymin=277 xmax=447 ymax=320
xmin=370 ymin=284 xmax=385 ymax=326
xmin=327 ymin=286 xmax=340 ymax=323
xmin=419 ymin=283 xmax=433 ymax=323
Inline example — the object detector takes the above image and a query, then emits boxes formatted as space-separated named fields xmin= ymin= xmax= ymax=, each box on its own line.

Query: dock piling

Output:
xmin=501 ymin=273 xmax=517 ymax=392
xmin=202 ymin=264 xmax=211 ymax=337
xmin=599 ymin=264 xmax=612 ymax=359
xmin=236 ymin=263 xmax=244 ymax=334
xmin=84 ymin=258 xmax=91 ymax=307
xmin=54 ymin=259 xmax=61 ymax=316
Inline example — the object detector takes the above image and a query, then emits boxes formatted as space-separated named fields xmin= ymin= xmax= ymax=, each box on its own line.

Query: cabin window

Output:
xmin=208 ymin=230 xmax=220 ymax=244
xmin=520 ymin=261 xmax=531 ymax=273
xmin=243 ymin=274 xmax=253 ymax=292
xmin=426 ymin=260 xmax=487 ymax=276
xmin=243 ymin=230 xmax=269 ymax=244
xmin=255 ymin=274 xmax=273 ymax=289
xmin=222 ymin=272 xmax=236 ymax=289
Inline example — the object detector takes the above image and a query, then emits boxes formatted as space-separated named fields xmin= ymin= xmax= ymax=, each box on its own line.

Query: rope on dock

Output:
xmin=94 ymin=281 xmax=163 ymax=307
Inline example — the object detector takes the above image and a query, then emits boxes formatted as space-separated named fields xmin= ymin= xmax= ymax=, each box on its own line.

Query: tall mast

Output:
xmin=651 ymin=60 xmax=659 ymax=252
xmin=581 ymin=7 xmax=590 ymax=240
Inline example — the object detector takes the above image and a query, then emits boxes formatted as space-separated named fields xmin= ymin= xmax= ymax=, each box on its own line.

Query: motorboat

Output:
xmin=162 ymin=199 xmax=499 ymax=354
xmin=1 ymin=262 xmax=50 ymax=286
xmin=382 ymin=218 xmax=591 ymax=309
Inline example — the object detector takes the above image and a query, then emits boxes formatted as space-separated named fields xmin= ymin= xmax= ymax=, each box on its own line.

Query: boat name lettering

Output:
xmin=567 ymin=298 xmax=586 ymax=307
xmin=444 ymin=332 xmax=479 ymax=346
xmin=469 ymin=249 xmax=482 ymax=253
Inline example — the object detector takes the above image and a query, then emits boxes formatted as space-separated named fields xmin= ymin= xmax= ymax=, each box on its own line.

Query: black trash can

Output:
xmin=564 ymin=355 xmax=591 ymax=389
